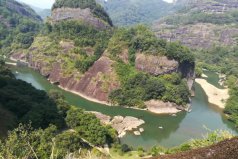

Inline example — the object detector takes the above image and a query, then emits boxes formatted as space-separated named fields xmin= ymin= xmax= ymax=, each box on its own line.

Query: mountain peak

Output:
xmin=51 ymin=0 xmax=113 ymax=28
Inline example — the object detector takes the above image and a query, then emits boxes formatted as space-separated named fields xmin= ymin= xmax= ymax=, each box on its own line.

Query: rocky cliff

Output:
xmin=51 ymin=7 xmax=111 ymax=29
xmin=152 ymin=0 xmax=238 ymax=49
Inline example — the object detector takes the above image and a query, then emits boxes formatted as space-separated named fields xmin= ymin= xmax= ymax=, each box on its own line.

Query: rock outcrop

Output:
xmin=90 ymin=111 xmax=145 ymax=138
xmin=28 ymin=55 xmax=119 ymax=102
xmin=145 ymin=100 xmax=185 ymax=114
xmin=152 ymin=0 xmax=238 ymax=49
xmin=135 ymin=53 xmax=179 ymax=76
xmin=51 ymin=7 xmax=110 ymax=29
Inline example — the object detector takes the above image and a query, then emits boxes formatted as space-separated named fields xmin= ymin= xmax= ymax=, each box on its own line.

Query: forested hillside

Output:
xmin=0 ymin=0 xmax=42 ymax=55
xmin=96 ymin=0 xmax=178 ymax=26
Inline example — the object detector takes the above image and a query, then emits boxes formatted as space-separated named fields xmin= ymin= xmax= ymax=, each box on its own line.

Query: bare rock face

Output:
xmin=152 ymin=0 xmax=238 ymax=49
xmin=153 ymin=23 xmax=238 ymax=49
xmin=35 ymin=56 xmax=119 ymax=102
xmin=89 ymin=112 xmax=145 ymax=138
xmin=135 ymin=53 xmax=179 ymax=76
xmin=51 ymin=7 xmax=110 ymax=29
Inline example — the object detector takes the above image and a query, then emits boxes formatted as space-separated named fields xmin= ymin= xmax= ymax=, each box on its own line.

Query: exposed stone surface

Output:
xmin=145 ymin=100 xmax=184 ymax=114
xmin=51 ymin=7 xmax=110 ymax=29
xmin=89 ymin=111 xmax=111 ymax=125
xmin=152 ymin=0 xmax=238 ymax=49
xmin=90 ymin=112 xmax=145 ymax=138
xmin=29 ymin=55 xmax=118 ymax=102
xmin=153 ymin=23 xmax=238 ymax=49
xmin=135 ymin=53 xmax=179 ymax=76
xmin=150 ymin=137 xmax=238 ymax=159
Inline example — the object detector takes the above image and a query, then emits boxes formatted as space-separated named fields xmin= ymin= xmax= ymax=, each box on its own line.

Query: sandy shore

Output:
xmin=195 ymin=78 xmax=229 ymax=108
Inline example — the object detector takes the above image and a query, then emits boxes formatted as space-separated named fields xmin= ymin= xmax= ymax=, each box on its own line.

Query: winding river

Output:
xmin=11 ymin=66 xmax=238 ymax=149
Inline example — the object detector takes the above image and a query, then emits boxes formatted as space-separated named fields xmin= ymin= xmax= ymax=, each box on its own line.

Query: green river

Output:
xmin=10 ymin=67 xmax=238 ymax=149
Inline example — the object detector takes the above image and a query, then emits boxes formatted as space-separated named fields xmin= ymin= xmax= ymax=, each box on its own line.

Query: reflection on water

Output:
xmin=11 ymin=66 xmax=238 ymax=149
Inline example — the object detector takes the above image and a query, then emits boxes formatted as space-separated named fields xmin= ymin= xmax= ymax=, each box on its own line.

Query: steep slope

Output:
xmin=96 ymin=0 xmax=178 ymax=26
xmin=0 ymin=0 xmax=42 ymax=55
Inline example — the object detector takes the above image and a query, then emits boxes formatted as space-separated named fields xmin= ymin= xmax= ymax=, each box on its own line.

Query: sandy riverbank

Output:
xmin=195 ymin=78 xmax=229 ymax=108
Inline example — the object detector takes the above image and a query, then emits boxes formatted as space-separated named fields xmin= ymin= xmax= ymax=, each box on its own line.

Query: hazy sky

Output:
xmin=18 ymin=0 xmax=174 ymax=9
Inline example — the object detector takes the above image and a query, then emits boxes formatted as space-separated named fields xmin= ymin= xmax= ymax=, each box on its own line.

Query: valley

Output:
xmin=1 ymin=0 xmax=238 ymax=158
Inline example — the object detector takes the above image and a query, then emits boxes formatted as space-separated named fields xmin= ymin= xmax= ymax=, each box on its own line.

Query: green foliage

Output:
xmin=108 ymin=25 xmax=194 ymax=65
xmin=45 ymin=20 xmax=112 ymax=73
xmin=66 ymin=108 xmax=117 ymax=146
xmin=52 ymin=0 xmax=113 ymax=26
xmin=109 ymin=71 xmax=190 ymax=107
xmin=0 ymin=68 xmax=65 ymax=131
xmin=224 ymin=76 xmax=238 ymax=127
xmin=0 ymin=0 xmax=41 ymax=55
xmin=97 ymin=0 xmax=175 ymax=26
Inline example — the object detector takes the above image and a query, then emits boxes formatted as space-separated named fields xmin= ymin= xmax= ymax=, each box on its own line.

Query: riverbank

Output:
xmin=195 ymin=78 xmax=229 ymax=108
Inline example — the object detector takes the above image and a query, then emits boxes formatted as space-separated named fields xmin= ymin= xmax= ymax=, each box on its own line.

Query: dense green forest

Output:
xmin=52 ymin=0 xmax=113 ymax=26
xmin=0 ymin=0 xmax=42 ymax=55
xmin=96 ymin=0 xmax=177 ymax=26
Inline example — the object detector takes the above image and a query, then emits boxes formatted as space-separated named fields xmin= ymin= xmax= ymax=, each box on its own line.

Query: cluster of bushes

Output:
xmin=109 ymin=71 xmax=190 ymax=108
xmin=0 ymin=0 xmax=41 ymax=55
xmin=52 ymin=0 xmax=113 ymax=26
xmin=0 ymin=65 xmax=117 ymax=158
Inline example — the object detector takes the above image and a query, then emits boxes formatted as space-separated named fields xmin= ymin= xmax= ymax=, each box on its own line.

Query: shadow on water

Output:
xmin=10 ymin=66 xmax=238 ymax=149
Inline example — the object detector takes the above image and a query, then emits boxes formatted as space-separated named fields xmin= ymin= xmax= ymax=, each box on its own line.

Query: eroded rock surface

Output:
xmin=135 ymin=53 xmax=179 ymax=76
xmin=51 ymin=7 xmax=110 ymax=29
xmin=90 ymin=112 xmax=145 ymax=138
